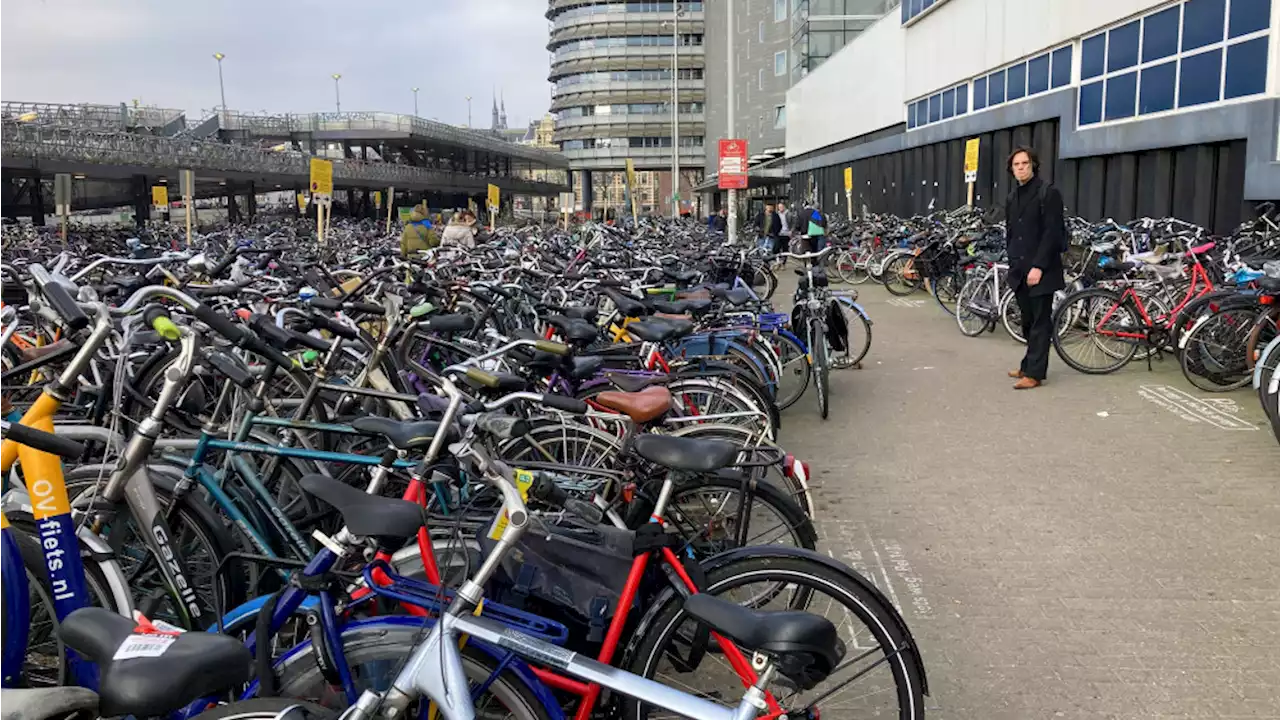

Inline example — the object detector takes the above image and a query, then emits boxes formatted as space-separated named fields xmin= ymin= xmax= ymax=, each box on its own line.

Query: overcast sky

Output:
xmin=2 ymin=0 xmax=553 ymax=128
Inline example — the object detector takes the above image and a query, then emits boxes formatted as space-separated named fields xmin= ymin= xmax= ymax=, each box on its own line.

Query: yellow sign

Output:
xmin=297 ymin=193 xmax=307 ymax=212
xmin=624 ymin=158 xmax=639 ymax=219
xmin=486 ymin=183 xmax=499 ymax=211
xmin=488 ymin=469 xmax=535 ymax=540
xmin=843 ymin=167 xmax=853 ymax=192
xmin=151 ymin=185 xmax=169 ymax=207
xmin=964 ymin=138 xmax=980 ymax=176
xmin=374 ymin=191 xmax=382 ymax=208
xmin=309 ymin=158 xmax=334 ymax=197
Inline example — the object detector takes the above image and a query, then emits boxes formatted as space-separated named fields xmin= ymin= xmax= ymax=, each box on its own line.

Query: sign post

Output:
xmin=624 ymin=158 xmax=640 ymax=222
xmin=487 ymin=183 xmax=500 ymax=231
xmin=151 ymin=185 xmax=169 ymax=224
xmin=54 ymin=173 xmax=72 ymax=243
xmin=718 ymin=139 xmax=747 ymax=242
xmin=964 ymin=138 xmax=980 ymax=207
xmin=558 ymin=191 xmax=574 ymax=229
xmin=384 ymin=187 xmax=395 ymax=236
xmin=179 ymin=170 xmax=195 ymax=246
xmin=843 ymin=167 xmax=853 ymax=221
xmin=310 ymin=158 xmax=333 ymax=245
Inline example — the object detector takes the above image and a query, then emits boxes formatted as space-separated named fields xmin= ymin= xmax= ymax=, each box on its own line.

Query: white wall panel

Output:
xmin=785 ymin=14 xmax=905 ymax=157
xmin=902 ymin=0 xmax=1170 ymax=99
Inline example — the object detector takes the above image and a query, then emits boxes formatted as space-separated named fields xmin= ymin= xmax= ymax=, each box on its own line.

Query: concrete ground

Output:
xmin=775 ymin=278 xmax=1280 ymax=719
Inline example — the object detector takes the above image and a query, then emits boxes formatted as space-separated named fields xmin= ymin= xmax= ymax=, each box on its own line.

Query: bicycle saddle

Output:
xmin=663 ymin=268 xmax=699 ymax=283
xmin=709 ymin=287 xmax=754 ymax=306
xmin=603 ymin=372 xmax=671 ymax=393
xmin=604 ymin=288 xmax=650 ymax=318
xmin=651 ymin=298 xmax=712 ymax=317
xmin=558 ymin=305 xmax=599 ymax=322
xmin=351 ymin=416 xmax=458 ymax=450
xmin=298 ymin=473 xmax=425 ymax=541
xmin=1 ymin=688 xmax=99 ymax=720
xmin=594 ymin=386 xmax=671 ymax=423
xmin=566 ymin=355 xmax=606 ymax=380
xmin=681 ymin=593 xmax=844 ymax=691
xmin=58 ymin=607 xmax=252 ymax=718
xmin=544 ymin=315 xmax=599 ymax=345
xmin=625 ymin=321 xmax=678 ymax=343
xmin=632 ymin=433 xmax=738 ymax=472
xmin=651 ymin=314 xmax=696 ymax=338
xmin=417 ymin=313 xmax=476 ymax=334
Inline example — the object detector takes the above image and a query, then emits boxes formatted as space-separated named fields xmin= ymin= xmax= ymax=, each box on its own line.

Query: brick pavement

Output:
xmin=775 ymin=278 xmax=1280 ymax=719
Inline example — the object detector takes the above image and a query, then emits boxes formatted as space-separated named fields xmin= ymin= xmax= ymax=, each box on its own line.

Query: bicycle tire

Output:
xmin=954 ymin=271 xmax=994 ymax=337
xmin=881 ymin=254 xmax=922 ymax=297
xmin=1051 ymin=288 xmax=1140 ymax=375
xmin=1179 ymin=306 xmax=1258 ymax=392
xmin=931 ymin=270 xmax=962 ymax=316
xmin=768 ymin=330 xmax=810 ymax=411
xmin=811 ymin=320 xmax=829 ymax=420
xmin=1000 ymin=288 xmax=1025 ymax=344
xmin=622 ymin=552 xmax=927 ymax=720
xmin=272 ymin=624 xmax=553 ymax=720
xmin=668 ymin=423 xmax=813 ymax=519
xmin=662 ymin=473 xmax=817 ymax=554
xmin=836 ymin=299 xmax=874 ymax=368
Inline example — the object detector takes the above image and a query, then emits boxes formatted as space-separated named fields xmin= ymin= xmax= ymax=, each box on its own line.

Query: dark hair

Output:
xmin=1007 ymin=146 xmax=1039 ymax=174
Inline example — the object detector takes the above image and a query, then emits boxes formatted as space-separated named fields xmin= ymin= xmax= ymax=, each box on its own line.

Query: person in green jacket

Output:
xmin=399 ymin=203 xmax=439 ymax=257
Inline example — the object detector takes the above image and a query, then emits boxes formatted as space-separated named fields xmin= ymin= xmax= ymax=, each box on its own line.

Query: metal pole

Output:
xmin=214 ymin=53 xmax=227 ymax=126
xmin=725 ymin=0 xmax=738 ymax=244
xmin=332 ymin=74 xmax=342 ymax=113
xmin=412 ymin=87 xmax=419 ymax=117
xmin=671 ymin=5 xmax=680 ymax=219
xmin=466 ymin=96 xmax=472 ymax=128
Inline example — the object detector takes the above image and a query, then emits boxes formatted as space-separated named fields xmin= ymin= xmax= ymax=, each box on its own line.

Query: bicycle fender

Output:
xmin=232 ymin=616 xmax=567 ymax=720
xmin=621 ymin=545 xmax=928 ymax=696
xmin=835 ymin=296 xmax=874 ymax=325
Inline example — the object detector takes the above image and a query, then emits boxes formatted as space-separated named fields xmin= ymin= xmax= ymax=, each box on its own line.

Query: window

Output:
xmin=1082 ymin=33 xmax=1107 ymax=79
xmin=928 ymin=94 xmax=941 ymax=122
xmin=1178 ymin=47 xmax=1222 ymax=106
xmin=1139 ymin=61 xmax=1177 ymax=113
xmin=956 ymin=85 xmax=968 ymax=115
xmin=1079 ymin=81 xmax=1104 ymax=125
xmin=1007 ymin=62 xmax=1027 ymax=101
xmin=1230 ymin=0 xmax=1271 ymax=37
xmin=1027 ymin=54 xmax=1050 ymax=95
xmin=907 ymin=82 xmax=967 ymax=129
xmin=1182 ymin=0 xmax=1226 ymax=51
xmin=988 ymin=69 xmax=1006 ymax=105
xmin=973 ymin=76 xmax=987 ymax=110
xmin=1224 ymin=36 xmax=1268 ymax=98
xmin=774 ymin=50 xmax=787 ymax=76
xmin=1077 ymin=0 xmax=1270 ymax=126
xmin=942 ymin=88 xmax=956 ymax=119
xmin=759 ymin=21 xmax=765 ymax=42
xmin=1142 ymin=6 xmax=1180 ymax=62
xmin=1051 ymin=46 xmax=1072 ymax=88
xmin=774 ymin=105 xmax=787 ymax=129
xmin=775 ymin=0 xmax=787 ymax=22
xmin=902 ymin=0 xmax=946 ymax=23
xmin=1108 ymin=20 xmax=1141 ymax=72
xmin=1104 ymin=71 xmax=1137 ymax=119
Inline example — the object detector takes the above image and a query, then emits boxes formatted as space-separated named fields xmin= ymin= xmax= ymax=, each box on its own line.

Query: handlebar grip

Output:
xmin=346 ymin=301 xmax=384 ymax=315
xmin=464 ymin=367 xmax=500 ymax=388
xmin=308 ymin=297 xmax=342 ymax=312
xmin=244 ymin=335 xmax=295 ymax=370
xmin=1 ymin=422 xmax=85 ymax=461
xmin=193 ymin=304 xmax=246 ymax=344
xmin=38 ymin=280 xmax=90 ymax=332
xmin=143 ymin=306 xmax=181 ymax=342
xmin=539 ymin=394 xmax=588 ymax=414
xmin=291 ymin=329 xmax=333 ymax=353
xmin=564 ymin=497 xmax=605 ymax=525
xmin=203 ymin=349 xmax=256 ymax=389
xmin=475 ymin=413 xmax=531 ymax=440
xmin=534 ymin=339 xmax=570 ymax=356
xmin=206 ymin=252 xmax=238 ymax=278
xmin=309 ymin=312 xmax=359 ymax=340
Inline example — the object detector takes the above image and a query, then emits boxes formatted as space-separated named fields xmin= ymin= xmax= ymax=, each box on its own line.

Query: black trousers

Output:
xmin=1016 ymin=289 xmax=1053 ymax=380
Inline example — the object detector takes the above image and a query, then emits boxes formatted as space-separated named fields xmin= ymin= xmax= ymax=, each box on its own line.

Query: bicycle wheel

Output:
xmin=1179 ymin=306 xmax=1257 ymax=392
xmin=769 ymin=330 xmax=810 ymax=411
xmin=835 ymin=299 xmax=873 ymax=368
xmin=191 ymin=698 xmax=334 ymax=720
xmin=954 ymin=271 xmax=994 ymax=337
xmin=274 ymin=624 xmax=553 ymax=720
xmin=881 ymin=254 xmax=922 ymax=297
xmin=752 ymin=263 xmax=778 ymax=300
xmin=1000 ymin=288 xmax=1025 ymax=344
xmin=810 ymin=320 xmax=829 ymax=420
xmin=662 ymin=474 xmax=817 ymax=555
xmin=1051 ymin=288 xmax=1140 ymax=375
xmin=931 ymin=270 xmax=962 ymax=316
xmin=623 ymin=552 xmax=927 ymax=720
xmin=1245 ymin=307 xmax=1280 ymax=370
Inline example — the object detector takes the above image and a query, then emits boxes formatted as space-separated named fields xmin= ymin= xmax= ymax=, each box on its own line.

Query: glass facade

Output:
xmin=790 ymin=0 xmax=890 ymax=81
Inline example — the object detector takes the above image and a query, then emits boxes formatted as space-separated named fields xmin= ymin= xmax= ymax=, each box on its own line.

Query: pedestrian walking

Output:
xmin=757 ymin=203 xmax=775 ymax=251
xmin=1004 ymin=146 xmax=1066 ymax=389
xmin=399 ymin=202 xmax=439 ymax=257
xmin=774 ymin=201 xmax=791 ymax=255
xmin=440 ymin=209 xmax=479 ymax=249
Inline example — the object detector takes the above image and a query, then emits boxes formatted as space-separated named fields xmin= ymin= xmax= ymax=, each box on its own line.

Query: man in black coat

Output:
xmin=1004 ymin=147 xmax=1065 ymax=389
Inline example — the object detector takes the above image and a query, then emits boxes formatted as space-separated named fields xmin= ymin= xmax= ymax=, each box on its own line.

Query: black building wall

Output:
xmin=791 ymin=117 xmax=1258 ymax=236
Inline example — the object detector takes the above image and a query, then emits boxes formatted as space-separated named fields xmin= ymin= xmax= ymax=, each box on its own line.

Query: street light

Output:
xmin=332 ymin=73 xmax=342 ymax=113
xmin=666 ymin=4 xmax=687 ymax=218
xmin=465 ymin=95 xmax=472 ymax=128
xmin=213 ymin=53 xmax=228 ymax=119
xmin=412 ymin=87 xmax=420 ymax=117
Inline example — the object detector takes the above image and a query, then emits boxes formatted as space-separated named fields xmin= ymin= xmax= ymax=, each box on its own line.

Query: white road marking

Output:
xmin=1137 ymin=385 xmax=1259 ymax=431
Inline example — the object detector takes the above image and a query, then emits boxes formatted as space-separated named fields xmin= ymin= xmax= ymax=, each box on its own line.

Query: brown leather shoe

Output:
xmin=1008 ymin=369 xmax=1024 ymax=378
xmin=1013 ymin=377 xmax=1041 ymax=390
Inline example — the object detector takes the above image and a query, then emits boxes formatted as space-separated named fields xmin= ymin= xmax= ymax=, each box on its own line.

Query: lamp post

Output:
xmin=412 ymin=87 xmax=419 ymax=117
xmin=332 ymin=73 xmax=342 ymax=113
xmin=466 ymin=95 xmax=473 ymax=128
xmin=668 ymin=5 xmax=686 ymax=218
xmin=213 ymin=53 xmax=227 ymax=119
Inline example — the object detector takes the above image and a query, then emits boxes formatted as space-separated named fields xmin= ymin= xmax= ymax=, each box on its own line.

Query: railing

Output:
xmin=2 ymin=101 xmax=185 ymax=133
xmin=0 ymin=122 xmax=569 ymax=194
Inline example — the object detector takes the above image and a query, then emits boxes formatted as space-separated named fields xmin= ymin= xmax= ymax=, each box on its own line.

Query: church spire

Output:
xmin=499 ymin=90 xmax=508 ymax=129
xmin=491 ymin=88 xmax=500 ymax=130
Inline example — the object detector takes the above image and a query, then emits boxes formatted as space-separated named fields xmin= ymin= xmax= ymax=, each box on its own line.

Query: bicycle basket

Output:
xmin=479 ymin=519 xmax=634 ymax=622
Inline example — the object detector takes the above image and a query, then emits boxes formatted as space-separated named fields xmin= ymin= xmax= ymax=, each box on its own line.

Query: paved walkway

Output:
xmin=776 ymin=279 xmax=1280 ymax=719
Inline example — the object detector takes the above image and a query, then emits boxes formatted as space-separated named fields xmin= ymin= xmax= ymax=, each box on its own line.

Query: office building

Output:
xmin=786 ymin=0 xmax=1279 ymax=232
xmin=548 ymin=0 xmax=707 ymax=216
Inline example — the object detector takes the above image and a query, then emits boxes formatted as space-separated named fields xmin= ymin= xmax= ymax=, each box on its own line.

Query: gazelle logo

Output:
xmin=151 ymin=522 xmax=203 ymax=620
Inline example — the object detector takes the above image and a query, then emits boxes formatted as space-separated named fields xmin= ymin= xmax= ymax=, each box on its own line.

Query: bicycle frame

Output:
xmin=1094 ymin=257 xmax=1215 ymax=340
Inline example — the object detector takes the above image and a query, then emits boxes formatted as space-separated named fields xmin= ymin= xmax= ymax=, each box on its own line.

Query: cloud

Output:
xmin=1 ymin=0 xmax=553 ymax=128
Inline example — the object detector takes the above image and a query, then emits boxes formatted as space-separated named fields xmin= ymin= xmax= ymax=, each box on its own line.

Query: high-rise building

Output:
xmin=548 ymin=0 xmax=707 ymax=216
